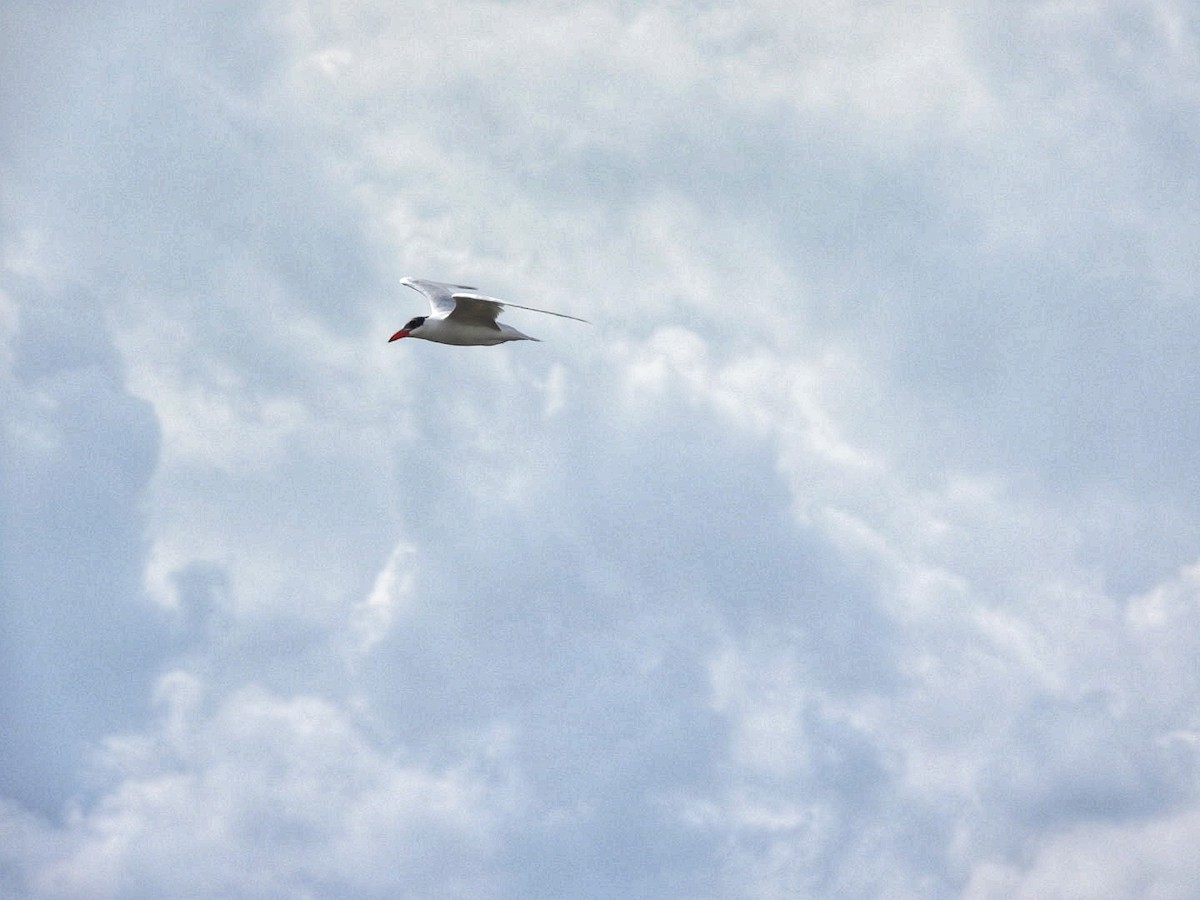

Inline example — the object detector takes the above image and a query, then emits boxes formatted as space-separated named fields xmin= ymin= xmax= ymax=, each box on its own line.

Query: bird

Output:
xmin=388 ymin=277 xmax=589 ymax=346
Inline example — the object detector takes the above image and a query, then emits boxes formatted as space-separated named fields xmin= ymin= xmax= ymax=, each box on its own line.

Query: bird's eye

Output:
xmin=405 ymin=317 xmax=424 ymax=330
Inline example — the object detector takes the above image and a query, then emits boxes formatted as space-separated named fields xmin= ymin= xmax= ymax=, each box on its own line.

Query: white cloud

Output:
xmin=5 ymin=674 xmax=506 ymax=900
xmin=346 ymin=541 xmax=417 ymax=660
xmin=4 ymin=0 xmax=1200 ymax=896
xmin=964 ymin=808 xmax=1200 ymax=900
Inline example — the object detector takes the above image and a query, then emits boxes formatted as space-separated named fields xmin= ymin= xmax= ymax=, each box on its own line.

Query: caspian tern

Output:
xmin=388 ymin=277 xmax=589 ymax=346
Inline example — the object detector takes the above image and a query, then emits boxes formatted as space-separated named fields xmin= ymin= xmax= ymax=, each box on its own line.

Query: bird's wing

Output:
xmin=445 ymin=293 xmax=505 ymax=329
xmin=400 ymin=277 xmax=478 ymax=317
xmin=451 ymin=291 xmax=590 ymax=325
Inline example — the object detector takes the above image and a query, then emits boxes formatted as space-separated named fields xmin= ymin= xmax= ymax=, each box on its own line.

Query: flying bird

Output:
xmin=388 ymin=277 xmax=589 ymax=346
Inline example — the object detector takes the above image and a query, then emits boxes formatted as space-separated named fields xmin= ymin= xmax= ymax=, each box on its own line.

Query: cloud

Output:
xmin=2 ymin=673 xmax=506 ymax=900
xmin=4 ymin=0 xmax=1200 ymax=896
xmin=964 ymin=807 xmax=1200 ymax=900
xmin=0 ymin=275 xmax=167 ymax=816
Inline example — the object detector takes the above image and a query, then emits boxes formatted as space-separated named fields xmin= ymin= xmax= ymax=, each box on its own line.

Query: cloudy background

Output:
xmin=2 ymin=0 xmax=1199 ymax=896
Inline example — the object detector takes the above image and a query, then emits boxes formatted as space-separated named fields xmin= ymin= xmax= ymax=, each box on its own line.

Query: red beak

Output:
xmin=388 ymin=329 xmax=410 ymax=342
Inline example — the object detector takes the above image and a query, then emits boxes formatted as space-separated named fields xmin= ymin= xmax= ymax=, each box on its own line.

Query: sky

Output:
xmin=2 ymin=0 xmax=1199 ymax=897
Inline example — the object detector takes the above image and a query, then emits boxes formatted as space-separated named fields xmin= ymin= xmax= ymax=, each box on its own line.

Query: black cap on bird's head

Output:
xmin=388 ymin=316 xmax=426 ymax=342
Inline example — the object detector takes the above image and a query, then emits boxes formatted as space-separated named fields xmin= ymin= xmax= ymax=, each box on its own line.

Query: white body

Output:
xmin=405 ymin=316 xmax=536 ymax=345
xmin=389 ymin=277 xmax=588 ymax=346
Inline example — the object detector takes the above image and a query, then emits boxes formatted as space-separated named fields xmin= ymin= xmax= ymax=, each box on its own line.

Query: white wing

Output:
xmin=399 ymin=277 xmax=478 ymax=317
xmin=451 ymin=292 xmax=590 ymax=324
xmin=400 ymin=276 xmax=589 ymax=325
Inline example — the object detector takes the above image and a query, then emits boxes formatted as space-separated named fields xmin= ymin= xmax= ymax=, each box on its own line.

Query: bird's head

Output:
xmin=388 ymin=316 xmax=426 ymax=342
